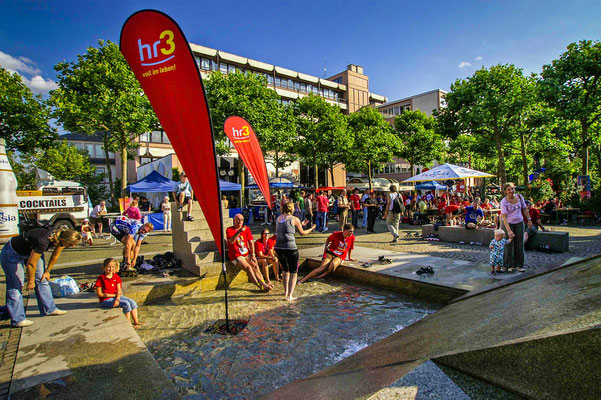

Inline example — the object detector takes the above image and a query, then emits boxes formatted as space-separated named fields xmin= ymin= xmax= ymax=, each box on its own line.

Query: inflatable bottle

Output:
xmin=0 ymin=139 xmax=19 ymax=243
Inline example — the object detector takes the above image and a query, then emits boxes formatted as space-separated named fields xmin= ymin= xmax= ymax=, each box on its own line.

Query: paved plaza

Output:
xmin=1 ymin=220 xmax=600 ymax=398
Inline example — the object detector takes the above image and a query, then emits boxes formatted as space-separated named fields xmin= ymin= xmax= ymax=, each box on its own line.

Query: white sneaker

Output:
xmin=48 ymin=309 xmax=67 ymax=316
xmin=14 ymin=319 xmax=34 ymax=327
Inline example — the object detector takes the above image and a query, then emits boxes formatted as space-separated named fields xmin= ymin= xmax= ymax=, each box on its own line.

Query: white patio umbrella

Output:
xmin=401 ymin=163 xmax=495 ymax=183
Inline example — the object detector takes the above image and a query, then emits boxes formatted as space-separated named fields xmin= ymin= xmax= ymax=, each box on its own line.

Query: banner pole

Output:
xmin=221 ymin=239 xmax=230 ymax=333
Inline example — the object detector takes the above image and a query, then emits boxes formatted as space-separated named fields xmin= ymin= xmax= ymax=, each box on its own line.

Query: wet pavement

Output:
xmin=137 ymin=280 xmax=441 ymax=399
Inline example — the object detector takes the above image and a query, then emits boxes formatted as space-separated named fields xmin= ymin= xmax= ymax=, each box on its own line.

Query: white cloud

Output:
xmin=0 ymin=50 xmax=41 ymax=75
xmin=475 ymin=56 xmax=482 ymax=61
xmin=0 ymin=50 xmax=57 ymax=93
xmin=458 ymin=61 xmax=472 ymax=68
xmin=22 ymin=75 xmax=58 ymax=92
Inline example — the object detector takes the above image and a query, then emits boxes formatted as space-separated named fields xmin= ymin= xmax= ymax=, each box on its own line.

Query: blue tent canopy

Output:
xmin=128 ymin=170 xmax=242 ymax=192
xmin=128 ymin=170 xmax=179 ymax=192
xmin=415 ymin=181 xmax=447 ymax=191
xmin=219 ymin=180 xmax=241 ymax=191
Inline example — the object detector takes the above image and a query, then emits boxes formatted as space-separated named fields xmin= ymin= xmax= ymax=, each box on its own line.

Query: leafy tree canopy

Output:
xmin=50 ymin=40 xmax=157 ymax=193
xmin=0 ymin=68 xmax=57 ymax=153
xmin=539 ymin=39 xmax=601 ymax=175
xmin=293 ymin=94 xmax=348 ymax=188
xmin=394 ymin=110 xmax=444 ymax=176
xmin=346 ymin=106 xmax=397 ymax=188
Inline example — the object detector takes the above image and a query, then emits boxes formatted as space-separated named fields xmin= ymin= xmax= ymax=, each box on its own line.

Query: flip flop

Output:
xmin=361 ymin=262 xmax=372 ymax=268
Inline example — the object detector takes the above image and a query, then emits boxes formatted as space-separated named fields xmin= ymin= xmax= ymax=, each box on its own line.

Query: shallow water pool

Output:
xmin=137 ymin=279 xmax=441 ymax=399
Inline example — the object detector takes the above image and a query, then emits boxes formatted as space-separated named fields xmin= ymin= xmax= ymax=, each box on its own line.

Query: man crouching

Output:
xmin=226 ymin=214 xmax=273 ymax=292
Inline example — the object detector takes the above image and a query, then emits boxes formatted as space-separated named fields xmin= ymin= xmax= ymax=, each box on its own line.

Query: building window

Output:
xmin=393 ymin=107 xmax=401 ymax=115
xmin=195 ymin=56 xmax=201 ymax=68
xmin=74 ymin=143 xmax=84 ymax=151
xmin=275 ymin=77 xmax=281 ymax=87
xmin=219 ymin=63 xmax=228 ymax=74
xmin=300 ymin=83 xmax=307 ymax=92
xmin=140 ymin=132 xmax=150 ymax=142
xmin=95 ymin=167 xmax=105 ymax=175
xmin=86 ymin=143 xmax=95 ymax=157
xmin=294 ymin=81 xmax=300 ymax=90
xmin=94 ymin=144 xmax=103 ymax=158
xmin=212 ymin=60 xmax=218 ymax=71
xmin=108 ymin=151 xmax=115 ymax=159
xmin=332 ymin=77 xmax=342 ymax=84
xmin=201 ymin=58 xmax=211 ymax=71
xmin=151 ymin=131 xmax=162 ymax=143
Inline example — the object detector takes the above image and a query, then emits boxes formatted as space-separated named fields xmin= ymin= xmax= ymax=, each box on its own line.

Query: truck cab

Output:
xmin=17 ymin=169 xmax=89 ymax=230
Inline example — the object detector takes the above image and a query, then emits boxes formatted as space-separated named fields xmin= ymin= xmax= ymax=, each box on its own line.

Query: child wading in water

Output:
xmin=489 ymin=229 xmax=512 ymax=274
xmin=95 ymin=258 xmax=142 ymax=328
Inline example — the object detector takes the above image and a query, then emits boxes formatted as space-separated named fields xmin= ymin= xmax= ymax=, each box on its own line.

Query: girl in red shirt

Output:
xmin=95 ymin=258 xmax=142 ymax=327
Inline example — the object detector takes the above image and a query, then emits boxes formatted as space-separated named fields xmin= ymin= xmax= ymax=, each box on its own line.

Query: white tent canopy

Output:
xmin=401 ymin=163 xmax=495 ymax=183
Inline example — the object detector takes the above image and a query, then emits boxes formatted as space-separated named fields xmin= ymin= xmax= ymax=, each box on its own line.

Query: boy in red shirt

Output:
xmin=299 ymin=224 xmax=355 ymax=284
xmin=226 ymin=214 xmax=272 ymax=291
xmin=95 ymin=258 xmax=142 ymax=327
xmin=255 ymin=228 xmax=280 ymax=284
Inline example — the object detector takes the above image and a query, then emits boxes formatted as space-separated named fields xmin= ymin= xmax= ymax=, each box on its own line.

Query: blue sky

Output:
xmin=1 ymin=0 xmax=600 ymax=100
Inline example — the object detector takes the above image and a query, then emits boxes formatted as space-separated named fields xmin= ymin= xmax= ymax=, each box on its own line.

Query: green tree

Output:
xmin=293 ymin=94 xmax=348 ymax=189
xmin=346 ymin=106 xmax=398 ymax=191
xmin=50 ymin=40 xmax=157 ymax=198
xmin=394 ymin=110 xmax=444 ymax=177
xmin=437 ymin=64 xmax=532 ymax=184
xmin=15 ymin=141 xmax=108 ymax=203
xmin=539 ymin=40 xmax=601 ymax=177
xmin=0 ymin=68 xmax=57 ymax=153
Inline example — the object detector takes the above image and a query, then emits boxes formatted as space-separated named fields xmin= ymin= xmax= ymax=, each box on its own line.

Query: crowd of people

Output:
xmin=3 ymin=169 xmax=568 ymax=327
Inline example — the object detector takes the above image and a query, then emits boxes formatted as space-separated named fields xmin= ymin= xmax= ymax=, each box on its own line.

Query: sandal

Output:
xmin=361 ymin=262 xmax=372 ymax=268
xmin=378 ymin=256 xmax=392 ymax=264
xmin=496 ymin=267 xmax=506 ymax=273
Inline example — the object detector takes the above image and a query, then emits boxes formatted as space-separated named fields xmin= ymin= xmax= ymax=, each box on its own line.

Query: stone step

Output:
xmin=194 ymin=250 xmax=222 ymax=264
xmin=187 ymin=228 xmax=216 ymax=242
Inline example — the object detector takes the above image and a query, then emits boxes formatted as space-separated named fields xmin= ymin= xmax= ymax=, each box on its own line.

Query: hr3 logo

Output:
xmin=138 ymin=30 xmax=175 ymax=66
xmin=232 ymin=126 xmax=250 ymax=139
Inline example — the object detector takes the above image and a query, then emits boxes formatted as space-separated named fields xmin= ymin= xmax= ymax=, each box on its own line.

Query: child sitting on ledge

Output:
xmin=95 ymin=258 xmax=143 ymax=328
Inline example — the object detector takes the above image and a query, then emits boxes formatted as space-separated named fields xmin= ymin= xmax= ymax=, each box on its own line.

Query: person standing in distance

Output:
xmin=383 ymin=185 xmax=403 ymax=242
xmin=89 ymin=200 xmax=107 ymax=238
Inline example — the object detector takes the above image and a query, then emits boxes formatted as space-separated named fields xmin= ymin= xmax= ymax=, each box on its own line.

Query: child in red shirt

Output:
xmin=95 ymin=258 xmax=142 ymax=327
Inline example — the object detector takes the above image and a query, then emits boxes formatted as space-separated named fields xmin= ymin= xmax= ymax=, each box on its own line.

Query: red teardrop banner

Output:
xmin=120 ymin=10 xmax=223 ymax=254
xmin=224 ymin=116 xmax=272 ymax=209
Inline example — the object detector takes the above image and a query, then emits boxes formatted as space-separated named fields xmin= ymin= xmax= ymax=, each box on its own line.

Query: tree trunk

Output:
xmin=329 ymin=167 xmax=335 ymax=187
xmin=120 ymin=146 xmax=128 ymax=197
xmin=493 ymin=129 xmax=507 ymax=185
xmin=313 ymin=155 xmax=319 ymax=190
xmin=274 ymin=152 xmax=279 ymax=179
xmin=367 ymin=160 xmax=373 ymax=192
xmin=409 ymin=162 xmax=414 ymax=178
xmin=519 ymin=130 xmax=529 ymax=186
xmin=102 ymin=135 xmax=116 ymax=208
xmin=581 ymin=122 xmax=589 ymax=176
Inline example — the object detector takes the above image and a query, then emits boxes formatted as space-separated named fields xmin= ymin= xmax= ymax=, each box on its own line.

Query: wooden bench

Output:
xmin=574 ymin=214 xmax=595 ymax=226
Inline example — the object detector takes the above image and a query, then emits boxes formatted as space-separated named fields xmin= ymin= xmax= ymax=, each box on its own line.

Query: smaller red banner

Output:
xmin=224 ymin=116 xmax=272 ymax=208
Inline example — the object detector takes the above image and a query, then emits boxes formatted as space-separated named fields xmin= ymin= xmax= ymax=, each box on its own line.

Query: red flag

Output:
xmin=224 ymin=116 xmax=272 ymax=209
xmin=120 ymin=10 xmax=223 ymax=254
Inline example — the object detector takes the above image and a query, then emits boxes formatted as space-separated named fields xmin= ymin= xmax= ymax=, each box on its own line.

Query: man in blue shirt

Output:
xmin=464 ymin=197 xmax=490 ymax=229
xmin=110 ymin=219 xmax=154 ymax=270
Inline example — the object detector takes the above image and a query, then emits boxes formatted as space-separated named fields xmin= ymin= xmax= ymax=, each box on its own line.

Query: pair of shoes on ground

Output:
xmin=378 ymin=256 xmax=392 ymax=264
xmin=494 ymin=267 xmax=506 ymax=273
xmin=185 ymin=216 xmax=194 ymax=221
xmin=416 ymin=266 xmax=434 ymax=275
